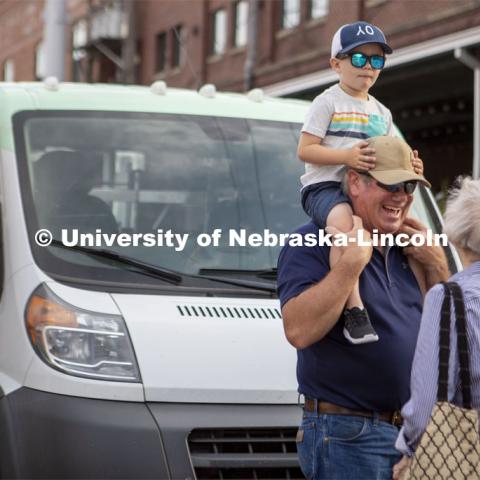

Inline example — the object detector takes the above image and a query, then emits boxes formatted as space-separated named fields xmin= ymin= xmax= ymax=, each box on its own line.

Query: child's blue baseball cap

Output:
xmin=331 ymin=21 xmax=393 ymax=58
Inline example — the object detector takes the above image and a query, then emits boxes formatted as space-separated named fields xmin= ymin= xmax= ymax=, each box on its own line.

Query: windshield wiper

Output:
xmin=195 ymin=272 xmax=276 ymax=293
xmin=49 ymin=240 xmax=275 ymax=292
xmin=199 ymin=267 xmax=277 ymax=280
xmin=50 ymin=239 xmax=182 ymax=285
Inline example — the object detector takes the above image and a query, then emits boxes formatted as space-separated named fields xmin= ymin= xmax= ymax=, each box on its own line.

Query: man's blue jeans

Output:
xmin=296 ymin=409 xmax=402 ymax=479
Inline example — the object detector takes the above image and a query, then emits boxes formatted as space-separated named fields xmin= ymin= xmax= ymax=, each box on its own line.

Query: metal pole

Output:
xmin=474 ymin=68 xmax=480 ymax=179
xmin=122 ymin=0 xmax=136 ymax=84
xmin=44 ymin=0 xmax=66 ymax=80
xmin=358 ymin=0 xmax=366 ymax=21
xmin=244 ymin=0 xmax=258 ymax=91
xmin=454 ymin=47 xmax=480 ymax=179
xmin=86 ymin=0 xmax=94 ymax=83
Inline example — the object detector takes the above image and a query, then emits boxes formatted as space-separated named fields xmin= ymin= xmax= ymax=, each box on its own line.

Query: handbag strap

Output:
xmin=438 ymin=283 xmax=451 ymax=401
xmin=437 ymin=282 xmax=472 ymax=407
xmin=449 ymin=281 xmax=472 ymax=408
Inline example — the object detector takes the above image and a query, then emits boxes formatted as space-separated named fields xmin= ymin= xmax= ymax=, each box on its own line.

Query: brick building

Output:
xmin=0 ymin=0 xmax=480 ymax=191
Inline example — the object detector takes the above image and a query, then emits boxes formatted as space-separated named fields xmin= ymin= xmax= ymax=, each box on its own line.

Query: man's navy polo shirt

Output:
xmin=277 ymin=221 xmax=423 ymax=411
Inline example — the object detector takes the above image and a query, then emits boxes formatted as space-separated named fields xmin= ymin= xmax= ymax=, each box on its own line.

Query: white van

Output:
xmin=0 ymin=81 xmax=457 ymax=479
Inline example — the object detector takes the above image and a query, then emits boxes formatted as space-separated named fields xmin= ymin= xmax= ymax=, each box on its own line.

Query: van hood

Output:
xmin=111 ymin=293 xmax=298 ymax=403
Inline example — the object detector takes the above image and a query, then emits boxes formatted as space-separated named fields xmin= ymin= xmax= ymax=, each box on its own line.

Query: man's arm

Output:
xmin=418 ymin=246 xmax=450 ymax=290
xmin=399 ymin=217 xmax=450 ymax=290
xmin=281 ymin=216 xmax=372 ymax=349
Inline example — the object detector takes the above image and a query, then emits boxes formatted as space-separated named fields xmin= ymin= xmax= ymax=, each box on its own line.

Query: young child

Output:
xmin=297 ymin=21 xmax=424 ymax=345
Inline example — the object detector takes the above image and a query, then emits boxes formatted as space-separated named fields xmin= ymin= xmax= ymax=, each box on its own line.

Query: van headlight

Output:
xmin=25 ymin=284 xmax=141 ymax=382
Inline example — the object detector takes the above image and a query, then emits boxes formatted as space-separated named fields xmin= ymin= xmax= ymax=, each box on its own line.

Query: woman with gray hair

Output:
xmin=393 ymin=177 xmax=480 ymax=479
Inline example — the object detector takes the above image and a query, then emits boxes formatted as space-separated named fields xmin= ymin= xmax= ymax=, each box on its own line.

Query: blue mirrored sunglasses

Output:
xmin=338 ymin=52 xmax=386 ymax=70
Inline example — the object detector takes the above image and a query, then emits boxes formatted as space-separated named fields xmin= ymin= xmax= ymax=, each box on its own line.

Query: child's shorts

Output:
xmin=301 ymin=181 xmax=352 ymax=228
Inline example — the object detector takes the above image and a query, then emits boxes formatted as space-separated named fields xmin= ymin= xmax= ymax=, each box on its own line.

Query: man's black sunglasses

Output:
xmin=337 ymin=52 xmax=386 ymax=70
xmin=361 ymin=173 xmax=418 ymax=194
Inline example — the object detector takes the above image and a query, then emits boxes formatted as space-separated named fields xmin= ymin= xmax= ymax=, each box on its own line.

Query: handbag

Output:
xmin=403 ymin=281 xmax=480 ymax=480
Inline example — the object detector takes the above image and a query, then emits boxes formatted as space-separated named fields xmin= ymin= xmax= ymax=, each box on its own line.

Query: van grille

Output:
xmin=176 ymin=304 xmax=282 ymax=320
xmin=188 ymin=428 xmax=303 ymax=479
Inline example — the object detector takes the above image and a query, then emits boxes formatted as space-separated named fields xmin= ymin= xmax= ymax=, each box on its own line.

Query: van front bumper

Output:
xmin=0 ymin=387 xmax=169 ymax=479
xmin=0 ymin=387 xmax=303 ymax=479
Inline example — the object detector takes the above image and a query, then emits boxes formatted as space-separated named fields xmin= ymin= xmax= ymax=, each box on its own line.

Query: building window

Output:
xmin=234 ymin=0 xmax=248 ymax=48
xmin=171 ymin=25 xmax=183 ymax=68
xmin=3 ymin=60 xmax=14 ymax=81
xmin=155 ymin=32 xmax=167 ymax=72
xmin=366 ymin=0 xmax=389 ymax=6
xmin=35 ymin=41 xmax=46 ymax=80
xmin=309 ymin=0 xmax=329 ymax=19
xmin=211 ymin=9 xmax=227 ymax=55
xmin=73 ymin=20 xmax=87 ymax=50
xmin=281 ymin=0 xmax=300 ymax=30
xmin=72 ymin=20 xmax=88 ymax=82
xmin=72 ymin=20 xmax=88 ymax=63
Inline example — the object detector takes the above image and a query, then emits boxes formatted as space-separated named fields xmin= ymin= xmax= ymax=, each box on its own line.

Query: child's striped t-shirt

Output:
xmin=301 ymin=83 xmax=395 ymax=188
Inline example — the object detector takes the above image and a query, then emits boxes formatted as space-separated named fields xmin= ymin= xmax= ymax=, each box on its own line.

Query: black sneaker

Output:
xmin=343 ymin=307 xmax=379 ymax=344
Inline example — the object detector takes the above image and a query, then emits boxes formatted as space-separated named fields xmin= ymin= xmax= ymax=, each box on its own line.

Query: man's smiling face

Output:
xmin=349 ymin=172 xmax=414 ymax=234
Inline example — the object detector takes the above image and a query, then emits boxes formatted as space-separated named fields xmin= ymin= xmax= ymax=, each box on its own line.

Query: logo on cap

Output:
xmin=356 ymin=24 xmax=376 ymax=36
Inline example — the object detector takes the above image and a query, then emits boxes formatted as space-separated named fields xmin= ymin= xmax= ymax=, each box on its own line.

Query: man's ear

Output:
xmin=330 ymin=57 xmax=341 ymax=73
xmin=348 ymin=170 xmax=362 ymax=198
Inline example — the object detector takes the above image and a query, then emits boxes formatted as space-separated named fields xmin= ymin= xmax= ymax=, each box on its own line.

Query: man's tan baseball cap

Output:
xmin=366 ymin=136 xmax=431 ymax=188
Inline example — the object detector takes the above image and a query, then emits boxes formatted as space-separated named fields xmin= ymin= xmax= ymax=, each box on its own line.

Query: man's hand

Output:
xmin=326 ymin=215 xmax=373 ymax=269
xmin=398 ymin=217 xmax=450 ymax=289
xmin=392 ymin=455 xmax=412 ymax=480
xmin=282 ymin=216 xmax=373 ymax=349
xmin=345 ymin=141 xmax=376 ymax=172
xmin=411 ymin=150 xmax=424 ymax=176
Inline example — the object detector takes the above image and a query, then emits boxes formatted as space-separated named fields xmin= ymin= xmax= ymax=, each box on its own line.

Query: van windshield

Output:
xmin=15 ymin=111 xmax=445 ymax=291
xmin=15 ymin=111 xmax=309 ymax=288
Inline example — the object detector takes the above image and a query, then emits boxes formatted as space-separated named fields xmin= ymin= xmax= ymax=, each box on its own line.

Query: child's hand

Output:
xmin=411 ymin=150 xmax=424 ymax=175
xmin=345 ymin=141 xmax=376 ymax=171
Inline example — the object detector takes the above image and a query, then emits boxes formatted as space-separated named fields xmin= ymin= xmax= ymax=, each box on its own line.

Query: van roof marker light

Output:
xmin=247 ymin=88 xmax=264 ymax=103
xmin=43 ymin=76 xmax=60 ymax=91
xmin=199 ymin=84 xmax=216 ymax=98
xmin=150 ymin=80 xmax=167 ymax=95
